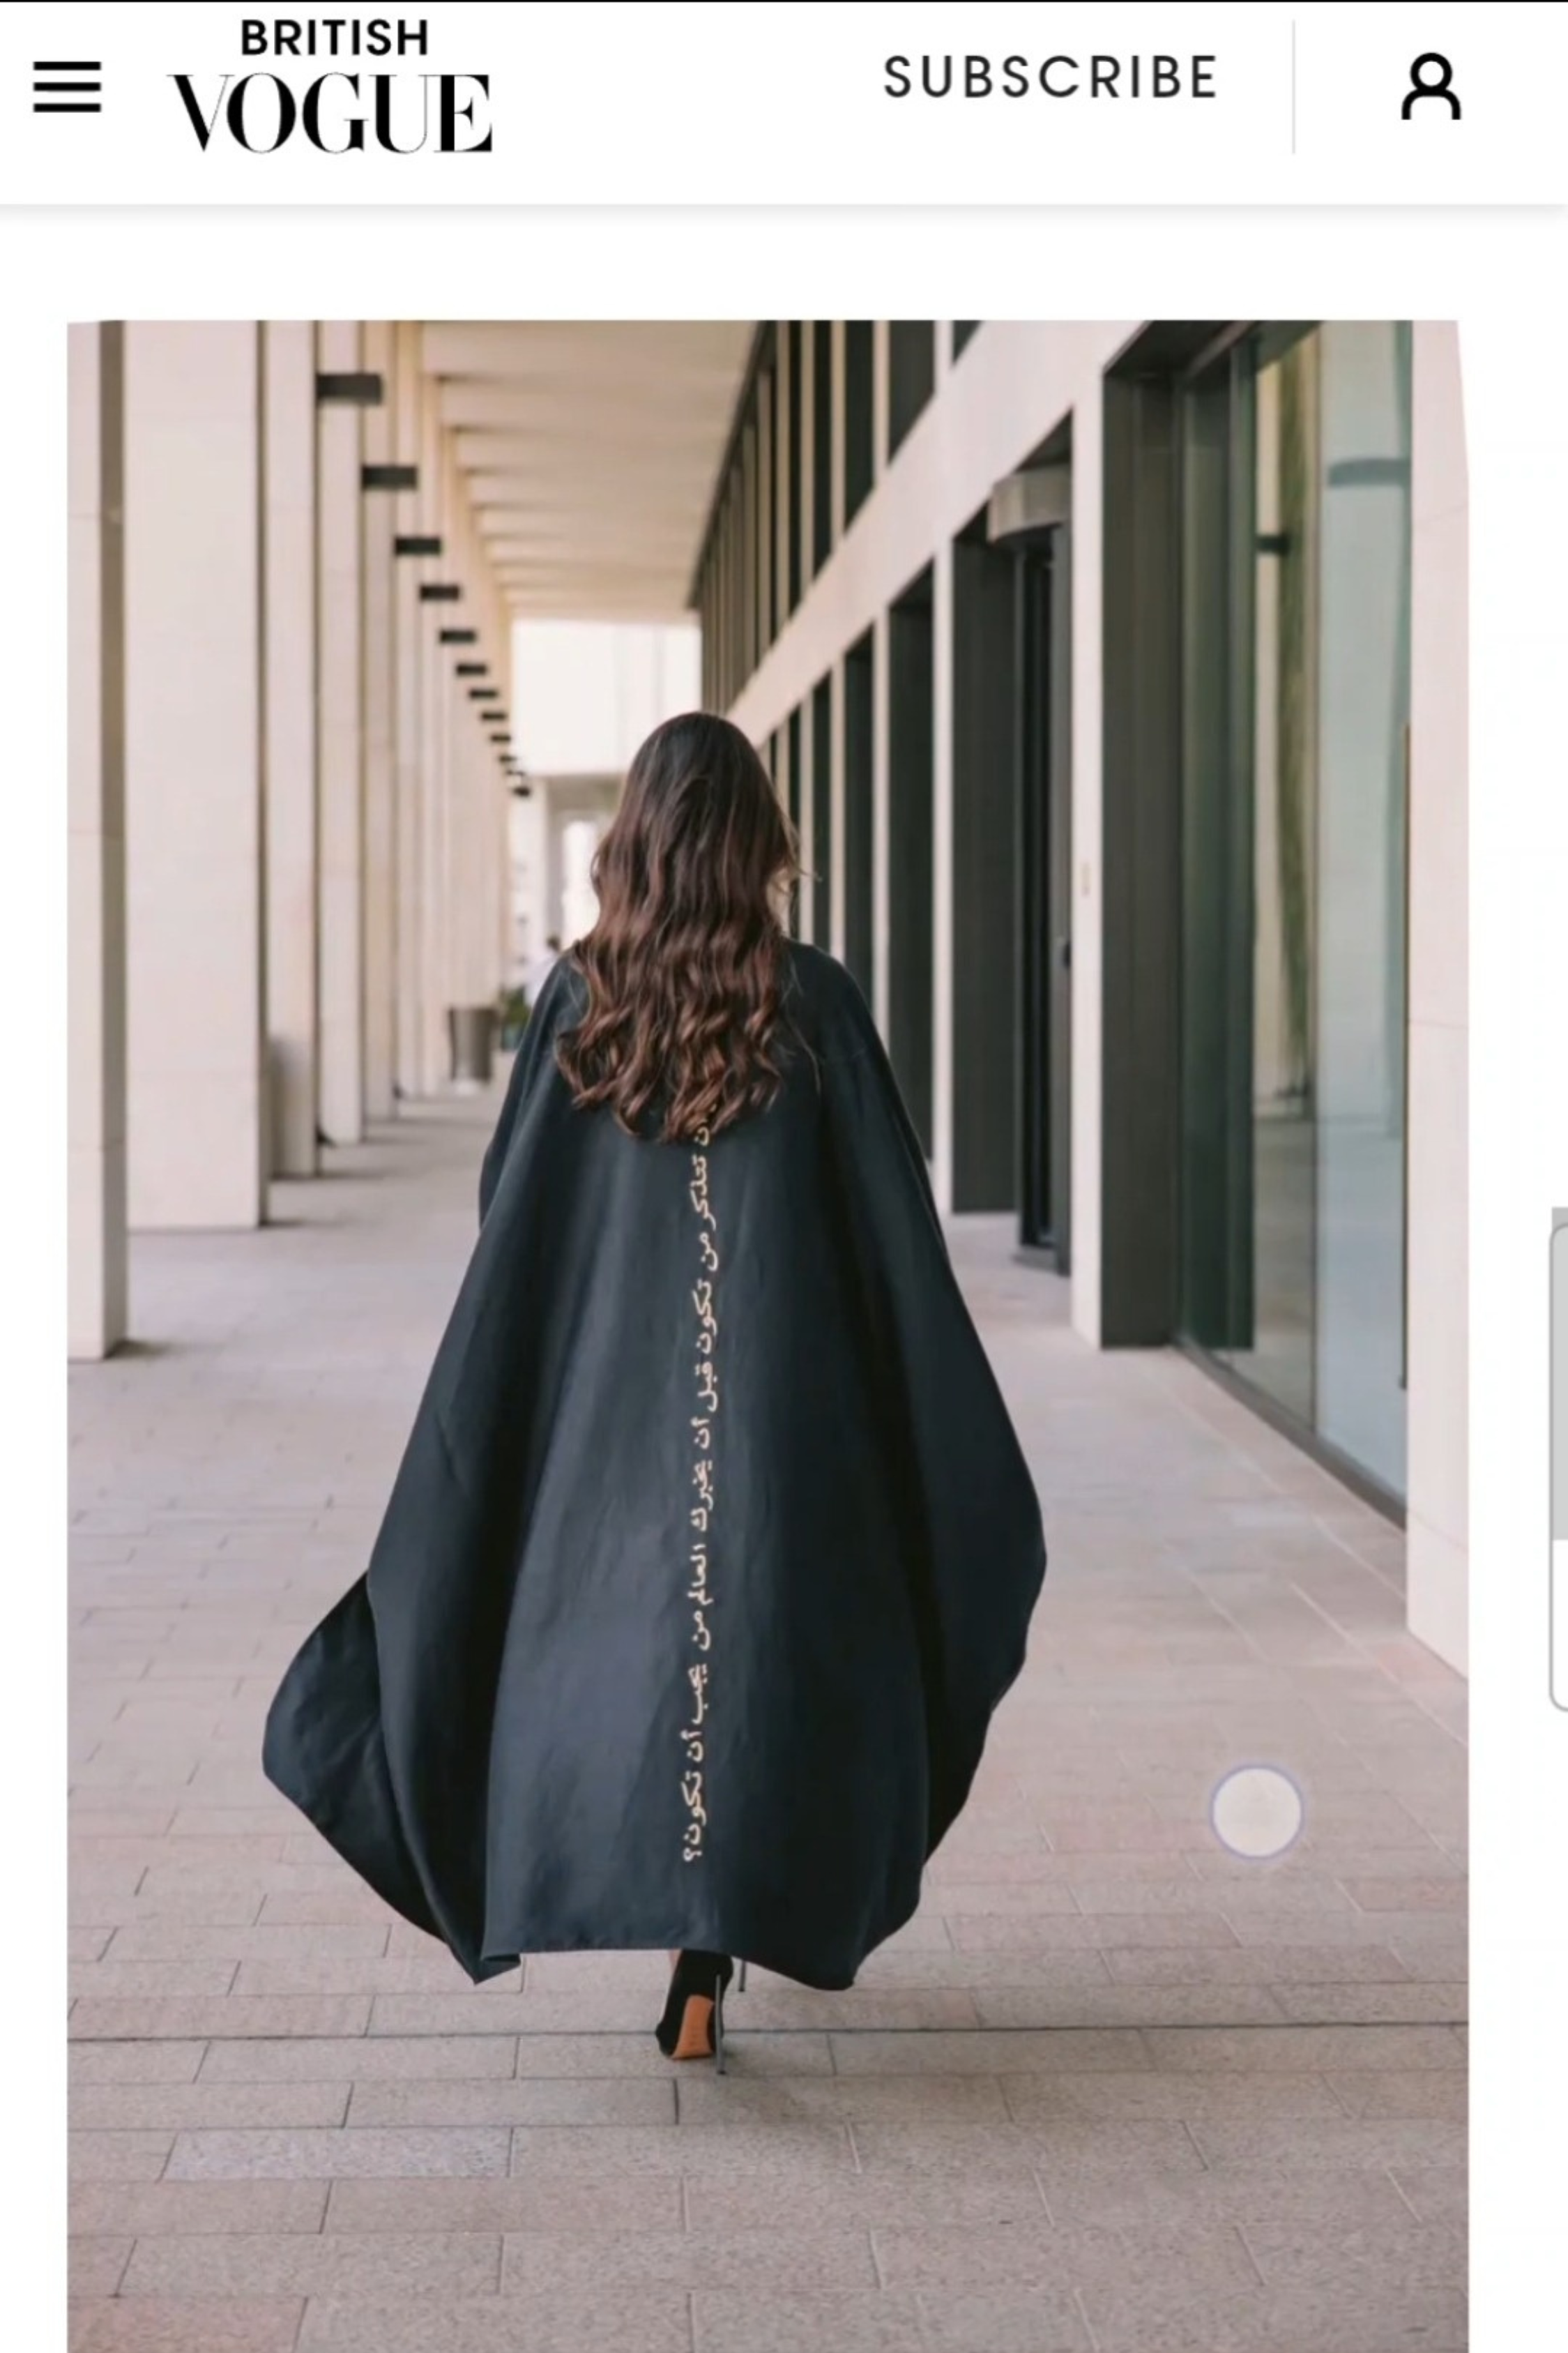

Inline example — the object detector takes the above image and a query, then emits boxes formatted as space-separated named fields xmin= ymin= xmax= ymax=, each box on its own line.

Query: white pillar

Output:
xmin=68 ymin=321 xmax=128 ymax=1356
xmin=1406 ymin=323 xmax=1470 ymax=1673
xmin=798 ymin=324 xmax=816 ymax=622
xmin=316 ymin=322 xmax=365 ymax=1146
xmin=262 ymin=321 xmax=318 ymax=1179
xmin=392 ymin=324 xmax=425 ymax=1102
xmin=871 ymin=608 xmax=892 ymax=1034
xmin=124 ymin=323 xmax=265 ymax=1230
xmin=931 ymin=536 xmax=954 ymax=1215
xmin=774 ymin=320 xmax=793 ymax=639
xmin=796 ymin=695 xmax=814 ymax=946
xmin=416 ymin=398 xmax=450 ymax=1094
xmin=360 ymin=321 xmax=397 ymax=1124
xmin=829 ymin=657 xmax=846 ymax=960
xmin=1069 ymin=392 xmax=1106 ymax=1347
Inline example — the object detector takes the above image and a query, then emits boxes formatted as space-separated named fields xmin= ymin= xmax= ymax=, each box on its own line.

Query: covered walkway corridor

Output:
xmin=69 ymin=1094 xmax=1466 ymax=2353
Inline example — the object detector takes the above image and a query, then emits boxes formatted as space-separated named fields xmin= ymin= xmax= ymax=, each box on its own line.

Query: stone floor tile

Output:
xmin=68 ymin=2180 xmax=330 ymax=2235
xmin=70 ymin=1996 xmax=372 ymax=2041
xmin=984 ymin=2117 xmax=1212 ymax=2177
xmin=197 ymin=2036 xmax=518 ymax=2083
xmin=68 ymin=2301 xmax=307 ymax=2352
xmin=849 ymin=1951 xmax=1115 ymax=1993
xmin=1270 ymin=1980 xmax=1466 ymax=2024
xmin=1100 ymin=1941 xmax=1410 ymax=1985
xmin=1074 ymin=2281 xmax=1468 ymax=2352
xmin=108 ymin=1923 xmax=391 ymax=1963
xmin=297 ymin=2289 xmax=695 ymax=2351
xmin=121 ymin=2231 xmax=503 ymax=2298
xmin=69 ymin=1960 xmax=242 ymax=1999
xmin=510 ymin=2120 xmax=855 ymax=2179
xmin=916 ymin=2288 xmax=1095 ymax=2351
xmin=68 ymin=2131 xmax=175 ymax=2182
xmin=257 ymin=1892 xmax=401 ymax=1928
xmin=72 ymin=2081 xmax=351 ymax=2131
xmin=347 ymin=2077 xmax=675 ymax=2127
xmin=690 ymin=2290 xmax=923 ymax=2353
xmin=67 ymin=2239 xmax=133 ymax=2299
xmin=1388 ymin=2166 xmax=1468 ymax=2230
xmin=165 ymin=2126 xmax=510 ymax=2179
xmin=1189 ymin=2118 xmax=1465 ymax=2170
xmin=233 ymin=1955 xmax=477 ymax=1997
xmin=1032 ymin=2159 xmax=1418 ymax=2237
xmin=1342 ymin=1876 xmax=1467 ymax=1912
xmin=950 ymin=1913 xmax=1240 ymax=1951
xmin=1142 ymin=2024 xmax=1463 ymax=2073
xmin=676 ymin=2072 xmax=1007 ymax=2128
xmin=1241 ymin=2216 xmax=1463 ymax=2294
xmin=502 ymin=2226 xmax=876 ymax=2293
xmin=1000 ymin=2068 xmax=1344 ymax=2124
xmin=324 ymin=2175 xmax=683 ymax=2233
xmin=974 ymin=1985 xmax=1286 ymax=2029
xmin=694 ymin=2171 xmax=1048 ymax=2232
xmin=829 ymin=2028 xmax=1146 ymax=2075
xmin=69 ymin=2041 xmax=207 ymax=2086
xmin=1335 ymin=2071 xmax=1467 ymax=2127
xmin=871 ymin=2218 xmax=1256 ymax=2296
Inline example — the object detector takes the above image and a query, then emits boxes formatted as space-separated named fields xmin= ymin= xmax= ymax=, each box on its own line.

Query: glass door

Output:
xmin=1175 ymin=321 xmax=1411 ymax=1501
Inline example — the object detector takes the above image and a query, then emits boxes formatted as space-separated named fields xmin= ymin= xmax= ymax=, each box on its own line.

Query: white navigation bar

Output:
xmin=0 ymin=3 xmax=1562 ymax=209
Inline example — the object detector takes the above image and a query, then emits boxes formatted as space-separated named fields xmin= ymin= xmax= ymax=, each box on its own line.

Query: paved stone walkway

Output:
xmin=69 ymin=1094 xmax=1467 ymax=2353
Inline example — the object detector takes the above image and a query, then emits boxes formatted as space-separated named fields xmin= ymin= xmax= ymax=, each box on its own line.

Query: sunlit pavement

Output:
xmin=68 ymin=1092 xmax=1466 ymax=2353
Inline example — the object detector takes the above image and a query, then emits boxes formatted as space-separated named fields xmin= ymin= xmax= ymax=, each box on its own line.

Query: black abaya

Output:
xmin=263 ymin=942 xmax=1047 ymax=1988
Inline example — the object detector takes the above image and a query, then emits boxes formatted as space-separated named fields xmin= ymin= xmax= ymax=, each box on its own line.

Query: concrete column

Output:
xmin=68 ymin=322 xmax=128 ymax=1356
xmin=871 ymin=608 xmax=892 ymax=1033
xmin=757 ymin=363 xmax=775 ymax=656
xmin=413 ymin=391 xmax=444 ymax=1096
xmin=1069 ymin=391 xmax=1106 ymax=1347
xmin=830 ymin=321 xmax=848 ymax=545
xmin=931 ymin=536 xmax=954 ymax=1215
xmin=829 ymin=658 xmax=846 ymax=960
xmin=360 ymin=321 xmax=397 ymax=1123
xmin=261 ymin=321 xmax=318 ymax=1179
xmin=124 ymin=323 xmax=265 ymax=1230
xmin=1406 ymin=323 xmax=1469 ymax=1673
xmin=774 ymin=321 xmax=792 ymax=630
xmin=798 ymin=323 xmax=816 ymax=616
xmin=316 ymin=321 xmax=365 ymax=1146
xmin=392 ymin=324 xmax=425 ymax=1101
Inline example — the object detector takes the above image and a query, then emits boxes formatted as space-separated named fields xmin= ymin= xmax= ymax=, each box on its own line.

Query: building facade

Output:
xmin=698 ymin=321 xmax=1468 ymax=1673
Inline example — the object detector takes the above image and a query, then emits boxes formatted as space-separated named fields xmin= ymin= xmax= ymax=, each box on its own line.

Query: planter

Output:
xmin=447 ymin=1005 xmax=498 ymax=1091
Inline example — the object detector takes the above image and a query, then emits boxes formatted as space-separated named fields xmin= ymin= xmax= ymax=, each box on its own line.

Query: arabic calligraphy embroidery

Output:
xmin=682 ymin=1126 xmax=719 ymax=1862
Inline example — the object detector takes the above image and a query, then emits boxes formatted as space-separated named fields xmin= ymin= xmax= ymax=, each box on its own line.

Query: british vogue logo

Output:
xmin=170 ymin=17 xmax=492 ymax=154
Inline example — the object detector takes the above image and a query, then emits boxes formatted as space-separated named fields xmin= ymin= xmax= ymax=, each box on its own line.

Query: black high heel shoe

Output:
xmin=655 ymin=1949 xmax=736 ymax=2072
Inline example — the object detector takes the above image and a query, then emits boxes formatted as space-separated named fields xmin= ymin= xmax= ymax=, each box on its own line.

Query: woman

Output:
xmin=264 ymin=713 xmax=1046 ymax=2072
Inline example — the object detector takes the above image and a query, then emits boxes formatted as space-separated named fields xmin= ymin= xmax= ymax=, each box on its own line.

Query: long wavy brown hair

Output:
xmin=556 ymin=712 xmax=800 ymax=1142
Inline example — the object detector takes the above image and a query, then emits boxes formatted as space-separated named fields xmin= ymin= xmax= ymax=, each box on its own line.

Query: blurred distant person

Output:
xmin=264 ymin=713 xmax=1046 ymax=2073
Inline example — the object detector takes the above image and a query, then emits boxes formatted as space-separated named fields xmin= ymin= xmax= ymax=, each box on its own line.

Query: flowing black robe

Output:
xmin=263 ymin=942 xmax=1046 ymax=1990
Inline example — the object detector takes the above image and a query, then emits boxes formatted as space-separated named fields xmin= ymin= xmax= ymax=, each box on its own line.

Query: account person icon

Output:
xmin=1402 ymin=52 xmax=1461 ymax=119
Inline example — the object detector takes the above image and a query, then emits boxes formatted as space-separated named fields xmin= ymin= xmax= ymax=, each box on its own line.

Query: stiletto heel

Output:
xmin=654 ymin=1950 xmax=734 ymax=2064
xmin=737 ymin=1958 xmax=747 ymax=1992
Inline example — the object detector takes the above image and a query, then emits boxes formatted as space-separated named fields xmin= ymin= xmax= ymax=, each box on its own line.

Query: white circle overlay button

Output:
xmin=1209 ymin=1764 xmax=1304 ymax=1861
